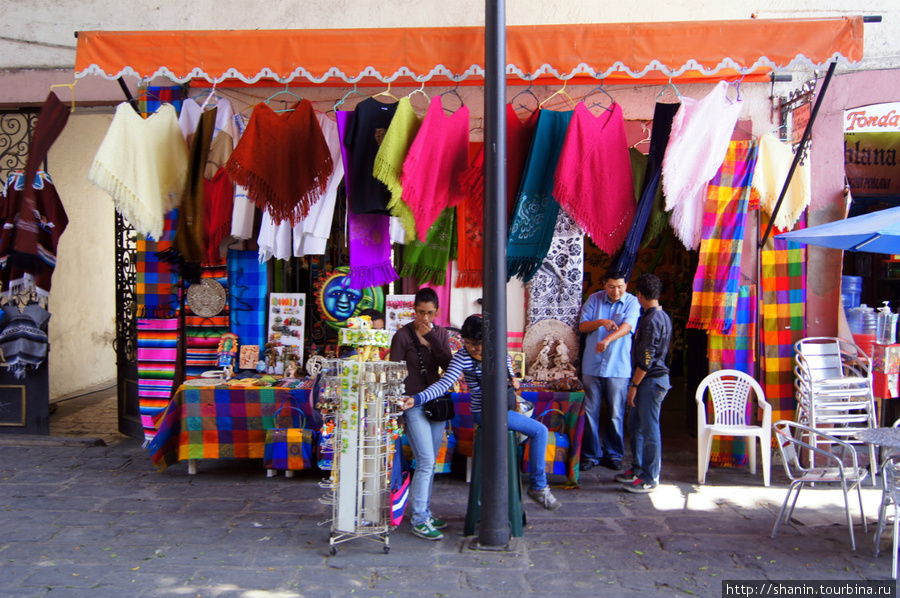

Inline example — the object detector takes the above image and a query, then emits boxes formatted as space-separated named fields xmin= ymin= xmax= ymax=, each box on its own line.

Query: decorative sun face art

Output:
xmin=314 ymin=267 xmax=384 ymax=331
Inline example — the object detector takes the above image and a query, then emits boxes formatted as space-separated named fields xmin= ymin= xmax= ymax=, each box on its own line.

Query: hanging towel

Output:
xmin=552 ymin=102 xmax=635 ymax=255
xmin=400 ymin=208 xmax=457 ymax=286
xmin=456 ymin=142 xmax=485 ymax=287
xmin=0 ymin=93 xmax=70 ymax=299
xmin=507 ymin=109 xmax=574 ymax=282
xmin=610 ymin=102 xmax=680 ymax=278
xmin=373 ymin=97 xmax=422 ymax=242
xmin=753 ymin=132 xmax=811 ymax=230
xmin=662 ymin=81 xmax=742 ymax=250
xmin=344 ymin=98 xmax=397 ymax=214
xmin=89 ymin=102 xmax=188 ymax=241
xmin=348 ymin=212 xmax=399 ymax=289
xmin=175 ymin=106 xmax=217 ymax=263
xmin=687 ymin=140 xmax=758 ymax=334
xmin=400 ymin=97 xmax=470 ymax=241
xmin=294 ymin=114 xmax=344 ymax=256
xmin=224 ymin=100 xmax=333 ymax=226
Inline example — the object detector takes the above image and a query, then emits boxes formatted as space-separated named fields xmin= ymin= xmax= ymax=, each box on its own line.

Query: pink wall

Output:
xmin=807 ymin=69 xmax=900 ymax=336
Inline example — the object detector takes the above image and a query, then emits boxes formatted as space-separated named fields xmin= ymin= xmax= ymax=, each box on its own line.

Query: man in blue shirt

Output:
xmin=578 ymin=271 xmax=641 ymax=471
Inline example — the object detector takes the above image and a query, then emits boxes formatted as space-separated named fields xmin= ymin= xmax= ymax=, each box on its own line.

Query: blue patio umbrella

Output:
xmin=775 ymin=206 xmax=900 ymax=254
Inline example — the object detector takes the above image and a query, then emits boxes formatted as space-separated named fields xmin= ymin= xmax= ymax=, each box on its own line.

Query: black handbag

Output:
xmin=422 ymin=395 xmax=455 ymax=421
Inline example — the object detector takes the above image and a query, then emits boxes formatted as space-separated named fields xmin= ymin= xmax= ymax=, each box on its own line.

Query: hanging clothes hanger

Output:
xmin=631 ymin=123 xmax=652 ymax=148
xmin=49 ymin=81 xmax=77 ymax=113
xmin=581 ymin=81 xmax=615 ymax=112
xmin=539 ymin=79 xmax=576 ymax=110
xmin=407 ymin=81 xmax=430 ymax=114
xmin=726 ymin=75 xmax=745 ymax=104
xmin=440 ymin=79 xmax=465 ymax=114
xmin=197 ymin=81 xmax=224 ymax=111
xmin=334 ymin=82 xmax=368 ymax=110
xmin=510 ymin=79 xmax=539 ymax=114
xmin=656 ymin=77 xmax=683 ymax=101
xmin=264 ymin=83 xmax=302 ymax=112
xmin=373 ymin=80 xmax=399 ymax=102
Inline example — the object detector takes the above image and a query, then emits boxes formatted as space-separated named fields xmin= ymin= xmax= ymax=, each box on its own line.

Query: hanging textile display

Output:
xmin=609 ymin=102 xmax=679 ymax=279
xmin=526 ymin=211 xmax=584 ymax=329
xmin=227 ymin=248 xmax=268 ymax=349
xmin=0 ymin=93 xmax=70 ymax=300
xmin=203 ymin=168 xmax=233 ymax=265
xmin=175 ymin=106 xmax=217 ymax=263
xmin=344 ymin=97 xmax=398 ymax=214
xmin=0 ymin=302 xmax=51 ymax=379
xmin=224 ymin=100 xmax=333 ymax=225
xmin=707 ymin=284 xmax=757 ymax=468
xmin=752 ymin=132 xmax=811 ymax=231
xmin=89 ymin=102 xmax=188 ymax=241
xmin=662 ymin=81 xmax=742 ymax=251
xmin=229 ymin=113 xmax=255 ymax=240
xmin=294 ymin=114 xmax=344 ymax=256
xmin=138 ymin=85 xmax=183 ymax=116
xmin=348 ymin=212 xmax=399 ymax=289
xmin=760 ymin=225 xmax=806 ymax=423
xmin=508 ymin=109 xmax=574 ymax=282
xmin=456 ymin=142 xmax=484 ymax=287
xmin=373 ymin=96 xmax=422 ymax=241
xmin=687 ymin=140 xmax=759 ymax=334
xmin=135 ymin=211 xmax=179 ymax=315
xmin=137 ymin=317 xmax=179 ymax=442
xmin=399 ymin=208 xmax=457 ymax=286
xmin=400 ymin=97 xmax=470 ymax=242
xmin=184 ymin=265 xmax=230 ymax=379
xmin=552 ymin=102 xmax=634 ymax=255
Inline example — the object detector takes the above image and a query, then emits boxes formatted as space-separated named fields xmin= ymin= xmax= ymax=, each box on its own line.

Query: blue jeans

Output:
xmin=473 ymin=410 xmax=548 ymax=491
xmin=403 ymin=405 xmax=446 ymax=526
xmin=626 ymin=375 xmax=671 ymax=484
xmin=581 ymin=374 xmax=629 ymax=463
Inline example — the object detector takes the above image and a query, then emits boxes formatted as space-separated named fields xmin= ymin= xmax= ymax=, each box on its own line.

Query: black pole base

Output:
xmin=465 ymin=537 xmax=524 ymax=553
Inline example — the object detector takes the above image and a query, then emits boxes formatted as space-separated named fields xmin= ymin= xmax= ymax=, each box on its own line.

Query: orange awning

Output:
xmin=75 ymin=17 xmax=863 ymax=84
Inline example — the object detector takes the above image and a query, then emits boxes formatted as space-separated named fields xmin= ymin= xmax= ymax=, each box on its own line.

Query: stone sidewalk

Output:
xmin=0 ymin=389 xmax=897 ymax=596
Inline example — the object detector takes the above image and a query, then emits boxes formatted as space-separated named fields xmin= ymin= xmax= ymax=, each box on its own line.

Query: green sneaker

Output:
xmin=429 ymin=516 xmax=448 ymax=530
xmin=412 ymin=521 xmax=443 ymax=541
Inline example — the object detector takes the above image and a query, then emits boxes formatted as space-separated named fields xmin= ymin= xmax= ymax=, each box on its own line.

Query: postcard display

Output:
xmin=266 ymin=293 xmax=306 ymax=374
xmin=320 ymin=357 xmax=406 ymax=553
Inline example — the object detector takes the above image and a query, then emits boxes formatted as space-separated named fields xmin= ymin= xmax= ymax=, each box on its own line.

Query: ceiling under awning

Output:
xmin=74 ymin=17 xmax=864 ymax=85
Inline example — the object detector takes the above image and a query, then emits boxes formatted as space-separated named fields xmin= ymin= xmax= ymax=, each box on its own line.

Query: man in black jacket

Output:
xmin=615 ymin=274 xmax=672 ymax=494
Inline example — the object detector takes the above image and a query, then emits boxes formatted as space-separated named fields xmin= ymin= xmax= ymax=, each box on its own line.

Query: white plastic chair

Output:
xmin=875 ymin=456 xmax=900 ymax=578
xmin=771 ymin=420 xmax=869 ymax=551
xmin=695 ymin=369 xmax=772 ymax=487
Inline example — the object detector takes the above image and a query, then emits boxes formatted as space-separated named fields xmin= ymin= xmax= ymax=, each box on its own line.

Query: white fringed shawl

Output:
xmin=88 ymin=103 xmax=188 ymax=241
xmin=752 ymin=132 xmax=811 ymax=230
xmin=662 ymin=81 xmax=742 ymax=250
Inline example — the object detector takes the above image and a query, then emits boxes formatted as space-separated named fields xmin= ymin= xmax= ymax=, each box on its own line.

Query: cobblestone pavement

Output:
xmin=0 ymin=388 xmax=896 ymax=597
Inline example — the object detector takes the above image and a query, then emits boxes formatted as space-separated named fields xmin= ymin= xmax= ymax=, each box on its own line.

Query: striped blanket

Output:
xmin=185 ymin=265 xmax=229 ymax=379
xmin=137 ymin=318 xmax=179 ymax=442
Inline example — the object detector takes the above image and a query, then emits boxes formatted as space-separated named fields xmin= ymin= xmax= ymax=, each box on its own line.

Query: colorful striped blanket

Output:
xmin=137 ymin=318 xmax=179 ymax=442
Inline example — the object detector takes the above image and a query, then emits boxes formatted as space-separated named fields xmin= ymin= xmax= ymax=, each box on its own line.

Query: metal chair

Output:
xmin=695 ymin=369 xmax=772 ymax=486
xmin=875 ymin=456 xmax=900 ymax=578
xmin=771 ymin=420 xmax=869 ymax=550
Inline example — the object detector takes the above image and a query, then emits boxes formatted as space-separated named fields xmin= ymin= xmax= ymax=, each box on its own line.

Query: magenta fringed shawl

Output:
xmin=552 ymin=102 xmax=635 ymax=255
xmin=400 ymin=97 xmax=470 ymax=241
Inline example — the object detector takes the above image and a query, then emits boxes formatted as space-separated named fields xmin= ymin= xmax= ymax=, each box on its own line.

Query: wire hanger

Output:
xmin=440 ymin=79 xmax=465 ymax=114
xmin=631 ymin=123 xmax=652 ymax=148
xmin=334 ymin=82 xmax=368 ymax=110
xmin=539 ymin=79 xmax=576 ymax=110
xmin=373 ymin=80 xmax=399 ymax=102
xmin=197 ymin=81 xmax=223 ymax=111
xmin=407 ymin=81 xmax=429 ymax=101
xmin=49 ymin=81 xmax=77 ymax=113
xmin=726 ymin=75 xmax=745 ymax=104
xmin=581 ymin=82 xmax=616 ymax=112
xmin=510 ymin=78 xmax=539 ymax=114
xmin=657 ymin=77 xmax=682 ymax=101
xmin=264 ymin=83 xmax=303 ymax=112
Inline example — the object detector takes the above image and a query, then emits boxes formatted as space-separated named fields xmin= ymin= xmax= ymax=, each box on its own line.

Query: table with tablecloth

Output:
xmin=148 ymin=384 xmax=318 ymax=473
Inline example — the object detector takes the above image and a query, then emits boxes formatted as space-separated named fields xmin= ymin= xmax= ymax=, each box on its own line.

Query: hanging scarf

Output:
xmin=553 ymin=102 xmax=635 ymax=255
xmin=400 ymin=97 xmax=470 ymax=241
xmin=456 ymin=142 xmax=485 ymax=287
xmin=610 ymin=102 xmax=680 ymax=278
xmin=373 ymin=97 xmax=422 ymax=242
xmin=400 ymin=208 xmax=457 ymax=285
xmin=526 ymin=211 xmax=584 ymax=329
xmin=90 ymin=102 xmax=187 ymax=241
xmin=507 ymin=109 xmax=574 ymax=282
xmin=0 ymin=93 xmax=70 ymax=299
xmin=224 ymin=100 xmax=333 ymax=225
xmin=203 ymin=167 xmax=233 ymax=265
xmin=753 ymin=132 xmax=811 ymax=230
xmin=348 ymin=212 xmax=399 ymax=289
xmin=175 ymin=106 xmax=216 ymax=263
xmin=687 ymin=140 xmax=758 ymax=334
xmin=662 ymin=81 xmax=742 ymax=250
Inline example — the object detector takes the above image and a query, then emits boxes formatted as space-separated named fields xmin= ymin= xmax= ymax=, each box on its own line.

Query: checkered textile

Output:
xmin=137 ymin=318 xmax=179 ymax=442
xmin=707 ymin=284 xmax=757 ymax=467
xmin=522 ymin=430 xmax=570 ymax=476
xmin=522 ymin=391 xmax=585 ymax=487
xmin=760 ymin=220 xmax=806 ymax=423
xmin=688 ymin=141 xmax=758 ymax=334
xmin=148 ymin=386 xmax=317 ymax=472
xmin=135 ymin=211 xmax=179 ymax=314
xmin=185 ymin=265 xmax=229 ymax=379
xmin=401 ymin=426 xmax=456 ymax=474
xmin=227 ymin=249 xmax=268 ymax=349
xmin=138 ymin=85 xmax=184 ymax=116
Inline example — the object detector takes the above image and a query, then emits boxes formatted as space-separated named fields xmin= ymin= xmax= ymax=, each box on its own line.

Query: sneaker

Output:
xmin=527 ymin=486 xmax=562 ymax=511
xmin=412 ymin=521 xmax=444 ymax=541
xmin=623 ymin=478 xmax=657 ymax=494
xmin=600 ymin=457 xmax=623 ymax=471
xmin=614 ymin=469 xmax=639 ymax=483
xmin=429 ymin=516 xmax=448 ymax=530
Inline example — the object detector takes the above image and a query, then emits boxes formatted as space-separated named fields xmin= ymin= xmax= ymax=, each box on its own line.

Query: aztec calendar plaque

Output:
xmin=186 ymin=279 xmax=227 ymax=317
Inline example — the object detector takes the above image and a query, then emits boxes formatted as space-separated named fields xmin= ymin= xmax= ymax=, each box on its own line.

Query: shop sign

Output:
xmin=844 ymin=102 xmax=900 ymax=133
xmin=844 ymin=131 xmax=900 ymax=197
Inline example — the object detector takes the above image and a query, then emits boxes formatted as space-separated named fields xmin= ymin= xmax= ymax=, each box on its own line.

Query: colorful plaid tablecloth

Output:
xmin=148 ymin=385 xmax=317 ymax=472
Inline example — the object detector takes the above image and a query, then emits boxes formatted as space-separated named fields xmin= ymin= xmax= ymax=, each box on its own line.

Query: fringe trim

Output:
xmin=348 ymin=261 xmax=399 ymax=290
xmin=687 ymin=316 xmax=728 ymax=333
xmin=399 ymin=261 xmax=446 ymax=286
xmin=507 ymin=256 xmax=541 ymax=283
xmin=88 ymin=161 xmax=165 ymax=240
xmin=456 ymin=269 xmax=483 ymax=288
xmin=224 ymin=160 xmax=331 ymax=226
xmin=553 ymin=179 xmax=631 ymax=256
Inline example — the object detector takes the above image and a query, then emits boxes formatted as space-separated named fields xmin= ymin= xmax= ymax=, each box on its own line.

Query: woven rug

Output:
xmin=526 ymin=211 xmax=584 ymax=329
xmin=137 ymin=318 xmax=179 ymax=442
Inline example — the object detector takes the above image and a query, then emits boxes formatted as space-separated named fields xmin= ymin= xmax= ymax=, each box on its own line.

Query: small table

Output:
xmin=855 ymin=427 xmax=900 ymax=451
